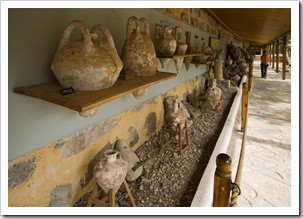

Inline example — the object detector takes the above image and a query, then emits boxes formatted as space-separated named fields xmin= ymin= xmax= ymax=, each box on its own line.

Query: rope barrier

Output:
xmin=230 ymin=74 xmax=251 ymax=207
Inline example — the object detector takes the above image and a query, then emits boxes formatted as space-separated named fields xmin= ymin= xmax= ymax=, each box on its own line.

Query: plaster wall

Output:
xmin=8 ymin=75 xmax=204 ymax=207
xmin=9 ymin=8 xmax=213 ymax=161
xmin=8 ymin=8 xmax=229 ymax=207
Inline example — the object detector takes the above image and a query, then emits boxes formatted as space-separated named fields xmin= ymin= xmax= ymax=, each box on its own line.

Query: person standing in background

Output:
xmin=260 ymin=50 xmax=269 ymax=79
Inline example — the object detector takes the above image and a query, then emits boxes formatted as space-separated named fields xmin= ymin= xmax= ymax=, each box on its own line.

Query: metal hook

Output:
xmin=231 ymin=182 xmax=241 ymax=196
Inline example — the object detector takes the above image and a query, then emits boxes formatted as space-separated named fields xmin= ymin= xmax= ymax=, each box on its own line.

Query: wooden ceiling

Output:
xmin=206 ymin=8 xmax=291 ymax=45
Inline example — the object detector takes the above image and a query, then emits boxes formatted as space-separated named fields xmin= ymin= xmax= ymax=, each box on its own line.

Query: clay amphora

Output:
xmin=114 ymin=139 xmax=143 ymax=182
xmin=193 ymin=47 xmax=210 ymax=64
xmin=173 ymin=26 xmax=188 ymax=73
xmin=93 ymin=150 xmax=128 ymax=193
xmin=225 ymin=55 xmax=233 ymax=65
xmin=231 ymin=46 xmax=240 ymax=58
xmin=121 ymin=16 xmax=157 ymax=76
xmin=206 ymin=79 xmax=222 ymax=110
xmin=174 ymin=26 xmax=187 ymax=55
xmin=185 ymin=31 xmax=192 ymax=54
xmin=202 ymin=43 xmax=213 ymax=55
xmin=214 ymin=59 xmax=224 ymax=80
xmin=156 ymin=25 xmax=177 ymax=56
xmin=51 ymin=20 xmax=122 ymax=91
xmin=164 ymin=96 xmax=186 ymax=138
xmin=239 ymin=61 xmax=249 ymax=72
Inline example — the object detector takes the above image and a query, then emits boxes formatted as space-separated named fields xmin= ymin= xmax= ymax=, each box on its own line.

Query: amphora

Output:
xmin=121 ymin=16 xmax=158 ymax=76
xmin=51 ymin=20 xmax=122 ymax=91
xmin=93 ymin=150 xmax=128 ymax=193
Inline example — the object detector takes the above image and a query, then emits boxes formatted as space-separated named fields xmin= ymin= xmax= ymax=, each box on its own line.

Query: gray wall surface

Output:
xmin=8 ymin=8 xmax=217 ymax=161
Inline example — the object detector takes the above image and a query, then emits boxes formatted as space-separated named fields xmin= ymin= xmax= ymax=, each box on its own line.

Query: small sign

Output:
xmin=60 ymin=87 xmax=75 ymax=96
xmin=118 ymin=195 xmax=126 ymax=206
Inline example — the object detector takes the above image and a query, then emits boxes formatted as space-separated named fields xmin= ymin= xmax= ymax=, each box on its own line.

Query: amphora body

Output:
xmin=121 ymin=16 xmax=158 ymax=76
xmin=51 ymin=20 xmax=122 ymax=91
xmin=94 ymin=150 xmax=128 ymax=193
xmin=156 ymin=25 xmax=177 ymax=56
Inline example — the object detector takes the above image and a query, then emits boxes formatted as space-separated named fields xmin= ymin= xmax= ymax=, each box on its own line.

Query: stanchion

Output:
xmin=248 ymin=59 xmax=254 ymax=92
xmin=213 ymin=153 xmax=232 ymax=207
xmin=241 ymin=82 xmax=248 ymax=131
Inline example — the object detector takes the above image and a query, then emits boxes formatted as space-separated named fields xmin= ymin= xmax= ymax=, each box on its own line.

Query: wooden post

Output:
xmin=269 ymin=44 xmax=272 ymax=65
xmin=122 ymin=180 xmax=136 ymax=207
xmin=86 ymin=183 xmax=99 ymax=207
xmin=272 ymin=42 xmax=275 ymax=69
xmin=248 ymin=59 xmax=254 ymax=92
xmin=213 ymin=153 xmax=232 ymax=207
xmin=241 ymin=82 xmax=248 ymax=132
xmin=270 ymin=44 xmax=273 ymax=65
xmin=276 ymin=39 xmax=280 ymax=73
xmin=282 ymin=36 xmax=287 ymax=80
xmin=109 ymin=189 xmax=116 ymax=207
xmin=178 ymin=123 xmax=182 ymax=155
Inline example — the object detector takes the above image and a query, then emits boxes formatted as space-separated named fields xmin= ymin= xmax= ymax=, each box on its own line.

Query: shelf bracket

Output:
xmin=79 ymin=107 xmax=99 ymax=118
xmin=184 ymin=56 xmax=194 ymax=71
xmin=159 ymin=58 xmax=172 ymax=69
xmin=173 ymin=57 xmax=185 ymax=73
xmin=132 ymin=88 xmax=148 ymax=99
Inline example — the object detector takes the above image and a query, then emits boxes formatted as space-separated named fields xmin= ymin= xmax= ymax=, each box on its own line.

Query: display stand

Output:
xmin=160 ymin=120 xmax=190 ymax=156
xmin=86 ymin=180 xmax=136 ymax=207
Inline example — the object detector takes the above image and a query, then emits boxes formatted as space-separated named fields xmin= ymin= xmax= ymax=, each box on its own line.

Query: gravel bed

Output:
xmin=74 ymin=86 xmax=236 ymax=207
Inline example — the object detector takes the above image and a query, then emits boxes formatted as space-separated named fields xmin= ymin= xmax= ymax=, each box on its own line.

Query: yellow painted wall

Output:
xmin=8 ymin=75 xmax=204 ymax=207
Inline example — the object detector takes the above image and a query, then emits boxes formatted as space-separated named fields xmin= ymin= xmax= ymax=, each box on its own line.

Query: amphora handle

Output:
xmin=57 ymin=20 xmax=93 ymax=53
xmin=175 ymin=26 xmax=181 ymax=42
xmin=90 ymin=24 xmax=118 ymax=53
xmin=104 ymin=150 xmax=121 ymax=163
xmin=164 ymin=25 xmax=173 ymax=39
xmin=139 ymin=18 xmax=150 ymax=37
xmin=126 ymin=16 xmax=140 ymax=38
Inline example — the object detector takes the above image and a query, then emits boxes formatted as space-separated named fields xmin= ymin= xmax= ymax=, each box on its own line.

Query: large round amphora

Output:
xmin=156 ymin=25 xmax=177 ymax=56
xmin=93 ymin=150 xmax=128 ymax=193
xmin=51 ymin=20 xmax=122 ymax=91
xmin=121 ymin=16 xmax=158 ymax=77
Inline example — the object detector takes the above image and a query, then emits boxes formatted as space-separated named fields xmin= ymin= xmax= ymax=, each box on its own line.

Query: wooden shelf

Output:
xmin=156 ymin=53 xmax=211 ymax=59
xmin=14 ymin=71 xmax=176 ymax=113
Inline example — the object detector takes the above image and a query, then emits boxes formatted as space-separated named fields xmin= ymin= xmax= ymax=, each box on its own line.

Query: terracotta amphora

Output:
xmin=51 ymin=20 xmax=122 ymax=91
xmin=93 ymin=150 xmax=128 ymax=193
xmin=164 ymin=96 xmax=187 ymax=138
xmin=174 ymin=26 xmax=187 ymax=55
xmin=156 ymin=25 xmax=177 ymax=56
xmin=114 ymin=139 xmax=143 ymax=182
xmin=121 ymin=16 xmax=158 ymax=77
xmin=174 ymin=26 xmax=188 ymax=73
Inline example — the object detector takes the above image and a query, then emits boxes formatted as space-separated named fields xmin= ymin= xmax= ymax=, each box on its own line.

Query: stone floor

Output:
xmin=228 ymin=57 xmax=295 ymax=210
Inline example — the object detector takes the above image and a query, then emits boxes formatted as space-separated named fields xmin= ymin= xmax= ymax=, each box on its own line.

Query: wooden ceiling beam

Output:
xmin=205 ymin=8 xmax=291 ymax=46
xmin=204 ymin=8 xmax=243 ymax=41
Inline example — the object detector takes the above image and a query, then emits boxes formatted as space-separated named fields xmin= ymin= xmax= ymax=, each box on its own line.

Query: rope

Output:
xmin=230 ymin=79 xmax=251 ymax=207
